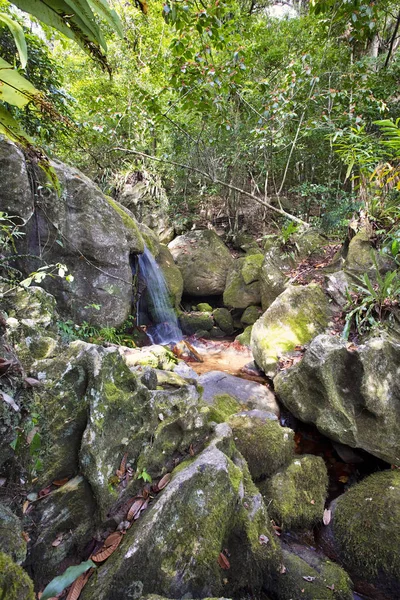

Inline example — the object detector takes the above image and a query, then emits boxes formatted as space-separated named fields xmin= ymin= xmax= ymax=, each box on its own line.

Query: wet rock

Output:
xmin=260 ymin=455 xmax=328 ymax=529
xmin=235 ymin=325 xmax=253 ymax=346
xmin=139 ymin=222 xmax=161 ymax=257
xmin=240 ymin=305 xmax=263 ymax=327
xmin=179 ymin=311 xmax=214 ymax=335
xmin=25 ymin=475 xmax=97 ymax=588
xmin=0 ymin=552 xmax=35 ymax=600
xmin=210 ymin=326 xmax=226 ymax=339
xmin=0 ymin=504 xmax=27 ymax=564
xmin=80 ymin=438 xmax=280 ymax=600
xmin=274 ymin=335 xmax=400 ymax=465
xmin=199 ymin=371 xmax=279 ymax=415
xmin=267 ymin=543 xmax=353 ymax=600
xmin=212 ymin=308 xmax=234 ymax=334
xmin=168 ymin=230 xmax=233 ymax=296
xmin=228 ymin=413 xmax=294 ymax=480
xmin=122 ymin=345 xmax=178 ymax=371
xmin=223 ymin=255 xmax=263 ymax=309
xmin=319 ymin=470 xmax=400 ymax=600
xmin=251 ymin=284 xmax=330 ymax=377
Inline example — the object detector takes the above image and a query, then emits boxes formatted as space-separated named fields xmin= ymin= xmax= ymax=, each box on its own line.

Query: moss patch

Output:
xmin=0 ymin=552 xmax=35 ymax=600
xmin=260 ymin=454 xmax=328 ymax=529
xmin=228 ymin=414 xmax=295 ymax=480
xmin=106 ymin=196 xmax=144 ymax=253
xmin=207 ymin=394 xmax=242 ymax=423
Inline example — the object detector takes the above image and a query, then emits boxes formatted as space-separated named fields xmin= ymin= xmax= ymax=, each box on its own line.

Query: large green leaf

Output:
xmin=63 ymin=0 xmax=107 ymax=50
xmin=0 ymin=104 xmax=33 ymax=144
xmin=0 ymin=57 xmax=39 ymax=107
xmin=0 ymin=12 xmax=28 ymax=68
xmin=88 ymin=0 xmax=124 ymax=38
xmin=41 ymin=559 xmax=96 ymax=600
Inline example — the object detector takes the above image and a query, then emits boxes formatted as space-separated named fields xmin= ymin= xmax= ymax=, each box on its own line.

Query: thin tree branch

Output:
xmin=384 ymin=10 xmax=400 ymax=68
xmin=111 ymin=147 xmax=309 ymax=226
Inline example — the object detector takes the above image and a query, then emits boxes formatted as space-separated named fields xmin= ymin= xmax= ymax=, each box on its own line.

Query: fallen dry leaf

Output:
xmin=310 ymin=499 xmax=315 ymax=505
xmin=339 ymin=475 xmax=349 ymax=483
xmin=22 ymin=531 xmax=30 ymax=543
xmin=157 ymin=473 xmax=172 ymax=491
xmin=1 ymin=391 xmax=19 ymax=412
xmin=118 ymin=453 xmax=128 ymax=477
xmin=0 ymin=477 xmax=6 ymax=487
xmin=52 ymin=533 xmax=64 ymax=547
xmin=279 ymin=564 xmax=287 ymax=574
xmin=91 ymin=531 xmax=123 ymax=563
xmin=24 ymin=377 xmax=41 ymax=387
xmin=302 ymin=575 xmax=316 ymax=582
xmin=53 ymin=478 xmax=69 ymax=487
xmin=66 ymin=568 xmax=94 ymax=600
xmin=326 ymin=583 xmax=335 ymax=591
xmin=218 ymin=552 xmax=230 ymax=570
xmin=127 ymin=498 xmax=145 ymax=521
xmin=38 ymin=485 xmax=52 ymax=498
xmin=259 ymin=534 xmax=269 ymax=545
xmin=22 ymin=500 xmax=29 ymax=514
xmin=323 ymin=508 xmax=332 ymax=525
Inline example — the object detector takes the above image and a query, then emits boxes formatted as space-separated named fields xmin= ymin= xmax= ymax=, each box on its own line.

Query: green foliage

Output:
xmin=41 ymin=559 xmax=96 ymax=600
xmin=343 ymin=262 xmax=400 ymax=339
xmin=57 ymin=317 xmax=137 ymax=348
xmin=138 ymin=467 xmax=152 ymax=483
xmin=10 ymin=412 xmax=43 ymax=480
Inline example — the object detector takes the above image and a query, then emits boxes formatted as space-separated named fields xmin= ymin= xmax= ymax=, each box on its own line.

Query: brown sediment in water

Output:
xmin=187 ymin=339 xmax=254 ymax=376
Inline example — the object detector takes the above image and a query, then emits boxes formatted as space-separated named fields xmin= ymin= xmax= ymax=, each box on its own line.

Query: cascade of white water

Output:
xmin=137 ymin=245 xmax=182 ymax=345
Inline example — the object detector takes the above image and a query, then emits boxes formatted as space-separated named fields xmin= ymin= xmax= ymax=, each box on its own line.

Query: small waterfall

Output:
xmin=136 ymin=245 xmax=183 ymax=345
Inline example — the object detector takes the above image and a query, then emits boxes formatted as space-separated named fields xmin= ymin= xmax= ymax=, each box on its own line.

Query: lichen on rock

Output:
xmin=0 ymin=552 xmax=35 ymax=600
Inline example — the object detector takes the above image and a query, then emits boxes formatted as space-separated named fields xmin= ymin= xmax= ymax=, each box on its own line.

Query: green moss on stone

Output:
xmin=0 ymin=552 xmax=35 ymax=600
xmin=260 ymin=454 xmax=328 ymax=529
xmin=241 ymin=254 xmax=264 ymax=285
xmin=235 ymin=325 xmax=252 ymax=346
xmin=208 ymin=394 xmax=242 ymax=423
xmin=212 ymin=308 xmax=234 ymax=334
xmin=197 ymin=303 xmax=213 ymax=312
xmin=333 ymin=470 xmax=400 ymax=579
xmin=179 ymin=312 xmax=214 ymax=335
xmin=240 ymin=305 xmax=262 ymax=326
xmin=0 ymin=505 xmax=26 ymax=564
xmin=106 ymin=197 xmax=144 ymax=253
xmin=228 ymin=414 xmax=295 ymax=480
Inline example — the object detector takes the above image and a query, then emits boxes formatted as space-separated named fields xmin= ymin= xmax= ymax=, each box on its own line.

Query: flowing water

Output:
xmin=137 ymin=245 xmax=183 ymax=345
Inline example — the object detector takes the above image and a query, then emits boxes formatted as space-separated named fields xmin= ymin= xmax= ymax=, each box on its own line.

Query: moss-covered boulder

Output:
xmin=179 ymin=311 xmax=214 ymax=335
xmin=80 ymin=433 xmax=280 ymax=600
xmin=199 ymin=371 xmax=279 ymax=416
xmin=292 ymin=228 xmax=327 ymax=259
xmin=235 ymin=325 xmax=253 ymax=346
xmin=260 ymin=455 xmax=328 ymax=529
xmin=241 ymin=305 xmax=263 ymax=327
xmin=251 ymin=284 xmax=330 ymax=377
xmin=139 ymin=222 xmax=161 ymax=257
xmin=168 ymin=230 xmax=233 ymax=296
xmin=197 ymin=302 xmax=213 ymax=312
xmin=0 ymin=504 xmax=26 ymax=564
xmin=121 ymin=345 xmax=178 ymax=370
xmin=259 ymin=247 xmax=292 ymax=311
xmin=344 ymin=228 xmax=394 ymax=279
xmin=25 ymin=475 xmax=97 ymax=587
xmin=320 ymin=470 xmax=400 ymax=599
xmin=228 ymin=413 xmax=294 ymax=480
xmin=267 ymin=545 xmax=353 ymax=600
xmin=274 ymin=335 xmax=400 ymax=465
xmin=156 ymin=244 xmax=183 ymax=308
xmin=223 ymin=255 xmax=263 ymax=309
xmin=0 ymin=552 xmax=35 ymax=600
xmin=212 ymin=308 xmax=234 ymax=334
xmin=105 ymin=196 xmax=145 ymax=254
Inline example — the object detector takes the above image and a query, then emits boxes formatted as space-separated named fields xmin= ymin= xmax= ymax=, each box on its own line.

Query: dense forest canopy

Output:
xmin=0 ymin=0 xmax=399 ymax=234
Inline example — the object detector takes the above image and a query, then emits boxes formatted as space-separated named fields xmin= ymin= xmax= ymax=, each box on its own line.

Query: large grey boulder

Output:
xmin=274 ymin=335 xmax=400 ymax=465
xmin=0 ymin=504 xmax=27 ymax=564
xmin=156 ymin=244 xmax=183 ymax=308
xmin=199 ymin=371 xmax=279 ymax=416
xmin=223 ymin=254 xmax=263 ymax=309
xmin=259 ymin=247 xmax=292 ymax=311
xmin=0 ymin=138 xmax=144 ymax=327
xmin=81 ymin=429 xmax=280 ymax=600
xmin=168 ymin=230 xmax=233 ymax=296
xmin=251 ymin=284 xmax=330 ymax=377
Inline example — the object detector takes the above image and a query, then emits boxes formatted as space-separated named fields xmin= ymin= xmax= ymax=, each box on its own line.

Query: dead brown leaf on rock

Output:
xmin=51 ymin=533 xmax=64 ymax=547
xmin=127 ymin=498 xmax=145 ymax=521
xmin=259 ymin=534 xmax=269 ymax=545
xmin=323 ymin=508 xmax=331 ymax=525
xmin=157 ymin=473 xmax=172 ymax=491
xmin=279 ymin=564 xmax=287 ymax=574
xmin=66 ymin=567 xmax=94 ymax=600
xmin=52 ymin=478 xmax=69 ymax=487
xmin=218 ymin=552 xmax=230 ymax=570
xmin=302 ymin=575 xmax=316 ymax=582
xmin=91 ymin=531 xmax=123 ymax=563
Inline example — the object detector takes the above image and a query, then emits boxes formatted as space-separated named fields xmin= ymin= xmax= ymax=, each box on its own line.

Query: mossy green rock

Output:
xmin=260 ymin=455 xmax=328 ymax=529
xmin=228 ymin=413 xmax=294 ymax=480
xmin=251 ymin=284 xmax=330 ymax=377
xmin=197 ymin=302 xmax=213 ymax=312
xmin=259 ymin=247 xmax=292 ymax=311
xmin=223 ymin=256 xmax=262 ymax=309
xmin=235 ymin=325 xmax=253 ymax=346
xmin=0 ymin=504 xmax=26 ymax=564
xmin=168 ymin=230 xmax=233 ymax=296
xmin=179 ymin=311 xmax=214 ymax=335
xmin=106 ymin=196 xmax=145 ymax=253
xmin=26 ymin=475 xmax=97 ymax=587
xmin=122 ymin=345 xmax=178 ymax=370
xmin=0 ymin=552 xmax=35 ymax=600
xmin=81 ymin=437 xmax=280 ymax=600
xmin=212 ymin=308 xmax=234 ymax=334
xmin=267 ymin=546 xmax=353 ymax=600
xmin=241 ymin=305 xmax=263 ymax=326
xmin=274 ymin=335 xmax=400 ymax=465
xmin=320 ymin=470 xmax=400 ymax=599
xmin=292 ymin=228 xmax=327 ymax=259
xmin=139 ymin=222 xmax=161 ymax=257
xmin=156 ymin=244 xmax=183 ymax=308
